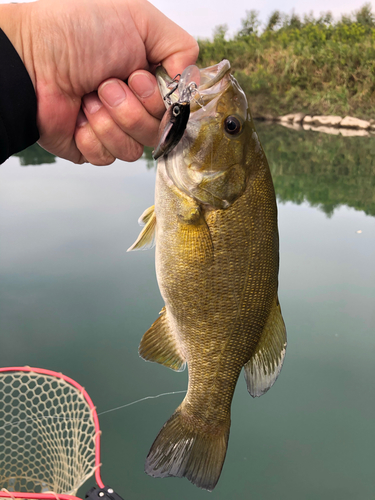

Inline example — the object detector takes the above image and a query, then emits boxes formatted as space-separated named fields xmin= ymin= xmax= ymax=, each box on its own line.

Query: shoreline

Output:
xmin=254 ymin=113 xmax=375 ymax=137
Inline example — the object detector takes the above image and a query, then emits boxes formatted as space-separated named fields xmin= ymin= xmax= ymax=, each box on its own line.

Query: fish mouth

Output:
xmin=153 ymin=60 xmax=231 ymax=160
xmin=198 ymin=59 xmax=231 ymax=90
xmin=156 ymin=59 xmax=231 ymax=109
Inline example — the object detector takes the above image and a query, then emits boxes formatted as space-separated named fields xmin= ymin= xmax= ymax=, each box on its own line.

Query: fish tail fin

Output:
xmin=145 ymin=409 xmax=230 ymax=491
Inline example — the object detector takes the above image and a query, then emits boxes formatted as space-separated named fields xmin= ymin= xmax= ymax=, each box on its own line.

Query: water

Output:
xmin=0 ymin=124 xmax=374 ymax=499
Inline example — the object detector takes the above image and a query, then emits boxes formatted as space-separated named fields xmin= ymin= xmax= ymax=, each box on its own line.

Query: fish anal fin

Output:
xmin=244 ymin=296 xmax=287 ymax=397
xmin=139 ymin=308 xmax=186 ymax=372
xmin=127 ymin=206 xmax=156 ymax=251
xmin=145 ymin=409 xmax=229 ymax=491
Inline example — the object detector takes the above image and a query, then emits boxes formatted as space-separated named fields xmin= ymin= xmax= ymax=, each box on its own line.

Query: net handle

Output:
xmin=0 ymin=366 xmax=105 ymax=490
xmin=0 ymin=491 xmax=82 ymax=500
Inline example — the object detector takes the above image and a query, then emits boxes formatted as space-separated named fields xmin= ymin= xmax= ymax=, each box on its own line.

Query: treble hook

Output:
xmin=163 ymin=74 xmax=181 ymax=105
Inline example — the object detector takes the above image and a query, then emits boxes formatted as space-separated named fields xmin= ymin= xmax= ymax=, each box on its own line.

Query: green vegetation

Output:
xmin=198 ymin=4 xmax=375 ymax=119
xmin=14 ymin=143 xmax=55 ymax=166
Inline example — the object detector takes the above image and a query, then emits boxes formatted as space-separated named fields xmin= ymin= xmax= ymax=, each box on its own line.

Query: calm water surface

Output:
xmin=0 ymin=124 xmax=374 ymax=499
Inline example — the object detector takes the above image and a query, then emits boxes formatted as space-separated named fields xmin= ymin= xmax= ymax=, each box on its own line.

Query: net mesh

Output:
xmin=0 ymin=371 xmax=97 ymax=496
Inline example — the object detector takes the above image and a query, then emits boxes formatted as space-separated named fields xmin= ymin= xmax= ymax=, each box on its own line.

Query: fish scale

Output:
xmin=128 ymin=60 xmax=287 ymax=490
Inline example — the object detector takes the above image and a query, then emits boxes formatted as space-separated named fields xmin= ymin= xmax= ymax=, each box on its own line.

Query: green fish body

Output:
xmin=129 ymin=60 xmax=287 ymax=491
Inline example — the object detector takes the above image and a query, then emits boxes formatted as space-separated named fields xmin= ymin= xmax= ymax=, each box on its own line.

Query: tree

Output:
xmin=237 ymin=10 xmax=261 ymax=36
xmin=213 ymin=24 xmax=228 ymax=41
xmin=266 ymin=11 xmax=281 ymax=31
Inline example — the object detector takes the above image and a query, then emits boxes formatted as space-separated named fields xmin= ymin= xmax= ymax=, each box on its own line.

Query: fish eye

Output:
xmin=224 ymin=116 xmax=241 ymax=135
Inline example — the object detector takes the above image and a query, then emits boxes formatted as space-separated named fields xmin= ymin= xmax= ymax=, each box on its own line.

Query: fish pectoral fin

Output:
xmin=127 ymin=207 xmax=156 ymax=251
xmin=139 ymin=307 xmax=186 ymax=372
xmin=178 ymin=221 xmax=214 ymax=266
xmin=244 ymin=296 xmax=287 ymax=398
xmin=138 ymin=205 xmax=155 ymax=226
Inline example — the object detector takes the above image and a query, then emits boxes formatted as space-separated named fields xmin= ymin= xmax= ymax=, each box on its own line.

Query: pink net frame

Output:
xmin=0 ymin=367 xmax=105 ymax=500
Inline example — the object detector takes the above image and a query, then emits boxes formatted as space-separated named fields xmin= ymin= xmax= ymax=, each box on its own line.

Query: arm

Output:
xmin=0 ymin=27 xmax=38 ymax=163
xmin=0 ymin=0 xmax=198 ymax=164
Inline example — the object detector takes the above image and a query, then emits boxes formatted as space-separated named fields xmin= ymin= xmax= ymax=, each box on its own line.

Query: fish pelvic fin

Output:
xmin=127 ymin=205 xmax=156 ymax=251
xmin=145 ymin=409 xmax=230 ymax=491
xmin=139 ymin=307 xmax=186 ymax=372
xmin=244 ymin=296 xmax=287 ymax=397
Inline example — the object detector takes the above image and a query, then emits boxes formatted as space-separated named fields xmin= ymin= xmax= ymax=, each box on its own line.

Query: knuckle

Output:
xmin=89 ymin=141 xmax=115 ymax=165
xmin=72 ymin=154 xmax=86 ymax=165
xmin=94 ymin=115 xmax=115 ymax=140
xmin=123 ymin=109 xmax=144 ymax=131
xmin=188 ymin=40 xmax=200 ymax=61
xmin=76 ymin=127 xmax=114 ymax=166
xmin=91 ymin=153 xmax=115 ymax=166
xmin=122 ymin=142 xmax=144 ymax=163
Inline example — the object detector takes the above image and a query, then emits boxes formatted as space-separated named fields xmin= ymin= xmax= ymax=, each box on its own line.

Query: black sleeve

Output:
xmin=0 ymin=28 xmax=39 ymax=164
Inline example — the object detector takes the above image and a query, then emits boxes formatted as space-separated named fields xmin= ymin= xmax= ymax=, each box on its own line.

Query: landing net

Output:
xmin=0 ymin=367 xmax=103 ymax=500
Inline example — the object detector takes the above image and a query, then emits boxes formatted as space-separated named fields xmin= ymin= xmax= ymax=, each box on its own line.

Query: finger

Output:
xmin=74 ymin=110 xmax=116 ymax=166
xmin=97 ymin=79 xmax=161 ymax=147
xmin=81 ymin=92 xmax=144 ymax=162
xmin=127 ymin=70 xmax=166 ymax=119
xmin=129 ymin=0 xmax=199 ymax=78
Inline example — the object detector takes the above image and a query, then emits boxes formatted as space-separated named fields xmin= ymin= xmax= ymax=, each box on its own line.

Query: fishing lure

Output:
xmin=152 ymin=65 xmax=201 ymax=159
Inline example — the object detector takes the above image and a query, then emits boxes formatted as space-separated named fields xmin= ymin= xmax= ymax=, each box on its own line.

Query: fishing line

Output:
xmin=97 ymin=390 xmax=186 ymax=416
xmin=0 ymin=389 xmax=187 ymax=431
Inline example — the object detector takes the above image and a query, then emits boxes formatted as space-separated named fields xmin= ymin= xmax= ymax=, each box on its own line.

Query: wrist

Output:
xmin=0 ymin=3 xmax=36 ymax=89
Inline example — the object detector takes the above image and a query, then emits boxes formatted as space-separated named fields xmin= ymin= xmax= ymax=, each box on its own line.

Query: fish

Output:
xmin=128 ymin=59 xmax=287 ymax=491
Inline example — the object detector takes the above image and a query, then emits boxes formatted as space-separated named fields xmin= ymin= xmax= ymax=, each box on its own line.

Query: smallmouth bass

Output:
xmin=128 ymin=60 xmax=287 ymax=491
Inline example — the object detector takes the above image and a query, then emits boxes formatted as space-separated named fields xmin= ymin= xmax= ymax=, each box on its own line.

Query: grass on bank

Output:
xmin=197 ymin=4 xmax=375 ymax=119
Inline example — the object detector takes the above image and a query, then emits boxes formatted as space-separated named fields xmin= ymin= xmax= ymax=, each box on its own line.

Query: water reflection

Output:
xmin=256 ymin=122 xmax=375 ymax=217
xmin=14 ymin=143 xmax=55 ymax=166
xmin=16 ymin=124 xmax=375 ymax=218
xmin=261 ymin=122 xmax=375 ymax=217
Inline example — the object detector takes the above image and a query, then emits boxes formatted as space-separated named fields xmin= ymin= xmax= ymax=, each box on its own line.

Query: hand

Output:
xmin=76 ymin=70 xmax=168 ymax=165
xmin=0 ymin=0 xmax=198 ymax=164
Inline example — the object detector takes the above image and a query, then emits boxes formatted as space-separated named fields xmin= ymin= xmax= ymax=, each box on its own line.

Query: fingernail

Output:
xmin=83 ymin=92 xmax=102 ymax=114
xmin=100 ymin=80 xmax=126 ymax=107
xmin=129 ymin=73 xmax=155 ymax=99
xmin=76 ymin=109 xmax=88 ymax=127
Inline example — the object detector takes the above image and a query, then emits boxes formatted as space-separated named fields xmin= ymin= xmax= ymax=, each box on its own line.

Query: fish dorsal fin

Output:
xmin=127 ymin=206 xmax=156 ymax=251
xmin=139 ymin=307 xmax=186 ymax=372
xmin=244 ymin=296 xmax=287 ymax=397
